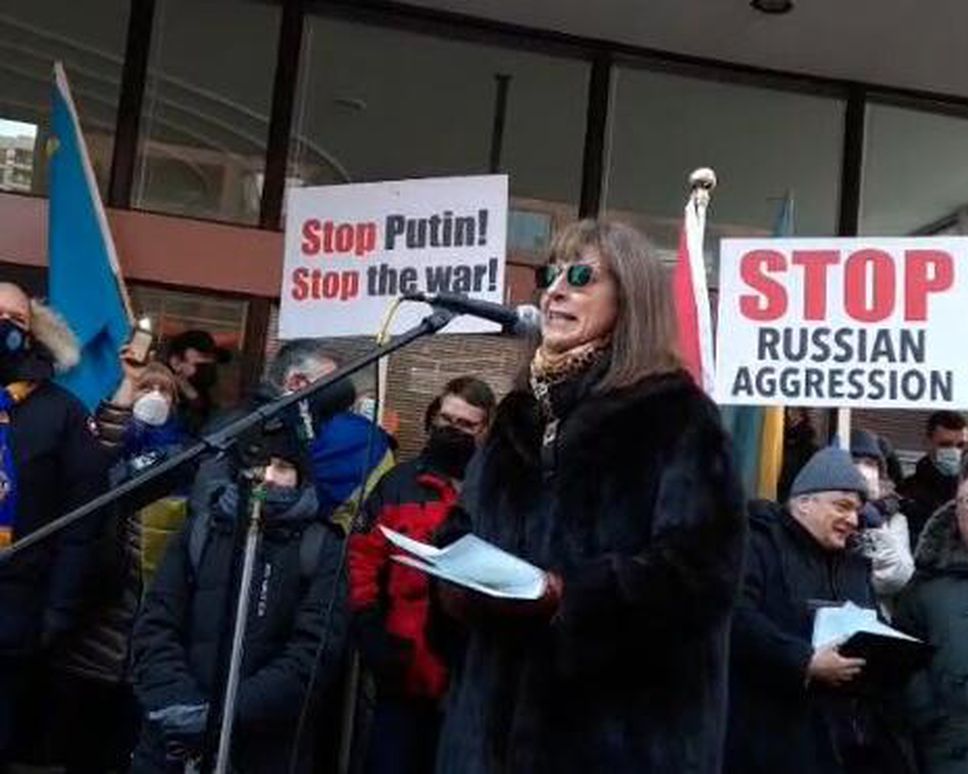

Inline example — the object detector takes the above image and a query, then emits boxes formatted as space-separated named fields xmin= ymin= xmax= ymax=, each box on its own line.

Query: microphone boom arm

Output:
xmin=0 ymin=307 xmax=458 ymax=565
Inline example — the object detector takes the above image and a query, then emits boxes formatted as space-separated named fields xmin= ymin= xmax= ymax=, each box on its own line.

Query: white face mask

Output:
xmin=935 ymin=447 xmax=963 ymax=478
xmin=132 ymin=389 xmax=171 ymax=427
xmin=856 ymin=463 xmax=881 ymax=500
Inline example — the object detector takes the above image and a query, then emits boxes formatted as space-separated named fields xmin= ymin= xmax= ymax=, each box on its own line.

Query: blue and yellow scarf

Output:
xmin=0 ymin=381 xmax=35 ymax=547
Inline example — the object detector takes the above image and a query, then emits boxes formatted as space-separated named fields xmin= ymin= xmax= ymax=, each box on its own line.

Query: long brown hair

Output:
xmin=543 ymin=219 xmax=682 ymax=391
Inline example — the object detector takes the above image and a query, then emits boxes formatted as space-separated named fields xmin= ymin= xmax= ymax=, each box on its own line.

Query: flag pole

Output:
xmin=837 ymin=407 xmax=852 ymax=451
xmin=53 ymin=61 xmax=134 ymax=323
xmin=684 ymin=167 xmax=717 ymax=393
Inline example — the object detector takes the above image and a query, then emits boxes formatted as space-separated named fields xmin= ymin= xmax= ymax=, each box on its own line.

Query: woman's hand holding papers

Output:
xmin=438 ymin=571 xmax=564 ymax=625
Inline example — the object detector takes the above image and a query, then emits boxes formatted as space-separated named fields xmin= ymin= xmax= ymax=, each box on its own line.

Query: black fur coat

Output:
xmin=434 ymin=369 xmax=747 ymax=773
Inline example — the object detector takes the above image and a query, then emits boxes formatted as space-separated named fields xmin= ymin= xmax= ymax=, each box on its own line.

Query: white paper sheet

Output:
xmin=380 ymin=526 xmax=547 ymax=600
xmin=812 ymin=601 xmax=920 ymax=649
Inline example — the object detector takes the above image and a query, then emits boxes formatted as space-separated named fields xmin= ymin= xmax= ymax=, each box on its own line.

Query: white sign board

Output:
xmin=280 ymin=175 xmax=508 ymax=338
xmin=715 ymin=237 xmax=968 ymax=409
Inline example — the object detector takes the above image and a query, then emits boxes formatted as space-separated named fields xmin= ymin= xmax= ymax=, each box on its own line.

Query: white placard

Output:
xmin=280 ymin=175 xmax=508 ymax=338
xmin=715 ymin=237 xmax=968 ymax=409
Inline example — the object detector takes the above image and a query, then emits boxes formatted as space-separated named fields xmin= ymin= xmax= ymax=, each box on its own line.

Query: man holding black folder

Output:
xmin=726 ymin=447 xmax=915 ymax=774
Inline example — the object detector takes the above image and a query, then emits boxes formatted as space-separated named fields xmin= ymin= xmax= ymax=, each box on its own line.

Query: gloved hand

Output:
xmin=148 ymin=703 xmax=209 ymax=765
xmin=872 ymin=493 xmax=900 ymax=517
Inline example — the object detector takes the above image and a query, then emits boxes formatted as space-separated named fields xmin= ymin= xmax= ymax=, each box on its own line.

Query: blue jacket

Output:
xmin=308 ymin=411 xmax=394 ymax=531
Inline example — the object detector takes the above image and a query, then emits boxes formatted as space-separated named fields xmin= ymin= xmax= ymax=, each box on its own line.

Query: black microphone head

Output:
xmin=509 ymin=305 xmax=542 ymax=337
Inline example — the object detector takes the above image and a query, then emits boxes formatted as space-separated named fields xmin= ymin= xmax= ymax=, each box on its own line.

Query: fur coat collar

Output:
xmin=915 ymin=505 xmax=968 ymax=575
xmin=30 ymin=299 xmax=80 ymax=373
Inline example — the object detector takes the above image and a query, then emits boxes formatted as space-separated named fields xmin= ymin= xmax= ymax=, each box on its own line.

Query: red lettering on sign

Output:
xmin=740 ymin=250 xmax=788 ymax=321
xmin=905 ymin=250 xmax=953 ymax=321
xmin=792 ymin=250 xmax=839 ymax=321
xmin=845 ymin=249 xmax=895 ymax=322
xmin=290 ymin=268 xmax=360 ymax=301
xmin=301 ymin=220 xmax=321 ymax=256
xmin=291 ymin=267 xmax=310 ymax=299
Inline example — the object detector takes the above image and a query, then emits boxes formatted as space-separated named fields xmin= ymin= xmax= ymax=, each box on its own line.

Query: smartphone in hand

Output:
xmin=126 ymin=318 xmax=155 ymax=365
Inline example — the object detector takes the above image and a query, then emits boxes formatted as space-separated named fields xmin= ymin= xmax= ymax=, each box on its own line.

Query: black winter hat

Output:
xmin=239 ymin=418 xmax=309 ymax=483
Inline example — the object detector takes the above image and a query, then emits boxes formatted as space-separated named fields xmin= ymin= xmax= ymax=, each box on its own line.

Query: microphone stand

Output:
xmin=213 ymin=473 xmax=265 ymax=774
xmin=0 ymin=306 xmax=458 ymax=774
xmin=0 ymin=307 xmax=457 ymax=565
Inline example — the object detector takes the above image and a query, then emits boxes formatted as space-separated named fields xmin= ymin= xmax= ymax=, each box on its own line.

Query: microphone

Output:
xmin=403 ymin=292 xmax=541 ymax=336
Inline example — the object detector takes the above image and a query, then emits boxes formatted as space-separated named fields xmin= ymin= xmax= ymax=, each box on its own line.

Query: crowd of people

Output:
xmin=0 ymin=218 xmax=966 ymax=773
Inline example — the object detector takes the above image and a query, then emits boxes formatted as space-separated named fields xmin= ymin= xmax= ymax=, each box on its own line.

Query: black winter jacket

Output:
xmin=726 ymin=501 xmax=913 ymax=774
xmin=131 ymin=480 xmax=348 ymax=773
xmin=0 ymin=349 xmax=107 ymax=654
xmin=899 ymin=456 xmax=959 ymax=549
xmin=434 ymin=370 xmax=746 ymax=774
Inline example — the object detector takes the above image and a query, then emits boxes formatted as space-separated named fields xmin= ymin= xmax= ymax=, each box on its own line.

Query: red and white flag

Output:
xmin=673 ymin=169 xmax=716 ymax=393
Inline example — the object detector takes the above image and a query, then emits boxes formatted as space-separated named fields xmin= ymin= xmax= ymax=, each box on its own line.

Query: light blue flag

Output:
xmin=48 ymin=62 xmax=131 ymax=410
xmin=720 ymin=192 xmax=794 ymax=496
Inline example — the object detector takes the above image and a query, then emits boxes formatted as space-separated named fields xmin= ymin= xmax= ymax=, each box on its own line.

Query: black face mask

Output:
xmin=0 ymin=320 xmax=29 ymax=358
xmin=262 ymin=483 xmax=303 ymax=514
xmin=0 ymin=321 xmax=31 ymax=384
xmin=190 ymin=362 xmax=218 ymax=392
xmin=425 ymin=425 xmax=477 ymax=480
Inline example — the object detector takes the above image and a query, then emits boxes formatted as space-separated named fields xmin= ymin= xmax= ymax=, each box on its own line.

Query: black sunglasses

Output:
xmin=535 ymin=263 xmax=595 ymax=290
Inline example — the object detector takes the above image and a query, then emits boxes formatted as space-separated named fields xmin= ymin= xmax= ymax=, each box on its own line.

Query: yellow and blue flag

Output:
xmin=721 ymin=193 xmax=792 ymax=499
xmin=48 ymin=62 xmax=132 ymax=410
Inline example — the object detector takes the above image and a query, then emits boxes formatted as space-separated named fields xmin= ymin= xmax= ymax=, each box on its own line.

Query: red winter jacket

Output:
xmin=348 ymin=457 xmax=457 ymax=699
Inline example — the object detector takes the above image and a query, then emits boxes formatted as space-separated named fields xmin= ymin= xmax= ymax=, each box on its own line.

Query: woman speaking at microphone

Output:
xmin=432 ymin=219 xmax=746 ymax=773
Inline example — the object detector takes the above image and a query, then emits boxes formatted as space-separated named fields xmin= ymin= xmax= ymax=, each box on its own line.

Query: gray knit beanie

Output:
xmin=789 ymin=446 xmax=869 ymax=500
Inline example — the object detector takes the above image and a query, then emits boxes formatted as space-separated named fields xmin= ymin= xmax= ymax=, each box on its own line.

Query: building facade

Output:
xmin=2 ymin=0 xmax=967 ymax=455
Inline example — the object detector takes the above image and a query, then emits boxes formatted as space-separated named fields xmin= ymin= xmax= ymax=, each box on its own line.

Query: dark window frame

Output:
xmin=60 ymin=0 xmax=968 ymax=393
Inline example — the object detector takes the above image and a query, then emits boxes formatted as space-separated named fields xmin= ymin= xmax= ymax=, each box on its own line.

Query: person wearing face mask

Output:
xmin=0 ymin=283 xmax=108 ymax=766
xmin=850 ymin=429 xmax=915 ymax=616
xmin=39 ymin=358 xmax=192 ymax=772
xmin=130 ymin=420 xmax=348 ymax=774
xmin=347 ymin=377 xmax=495 ymax=774
xmin=727 ymin=447 xmax=915 ymax=774
xmin=895 ymin=464 xmax=968 ymax=773
xmin=165 ymin=329 xmax=231 ymax=435
xmin=899 ymin=411 xmax=967 ymax=550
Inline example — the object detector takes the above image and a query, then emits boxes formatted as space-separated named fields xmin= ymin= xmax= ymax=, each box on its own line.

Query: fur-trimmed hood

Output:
xmin=914 ymin=504 xmax=968 ymax=574
xmin=29 ymin=299 xmax=80 ymax=373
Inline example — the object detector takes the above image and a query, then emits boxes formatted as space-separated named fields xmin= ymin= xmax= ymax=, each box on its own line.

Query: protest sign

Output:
xmin=280 ymin=175 xmax=508 ymax=338
xmin=715 ymin=237 xmax=968 ymax=409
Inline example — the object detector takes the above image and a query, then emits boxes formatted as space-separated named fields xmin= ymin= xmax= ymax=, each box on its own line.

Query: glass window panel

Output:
xmin=860 ymin=103 xmax=968 ymax=236
xmin=288 ymin=16 xmax=589 ymax=255
xmin=0 ymin=0 xmax=128 ymax=195
xmin=130 ymin=285 xmax=248 ymax=410
xmin=132 ymin=0 xmax=280 ymax=224
xmin=604 ymin=67 xmax=844 ymax=275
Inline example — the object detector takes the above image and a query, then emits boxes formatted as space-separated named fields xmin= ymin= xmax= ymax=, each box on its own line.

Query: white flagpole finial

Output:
xmin=689 ymin=167 xmax=717 ymax=192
